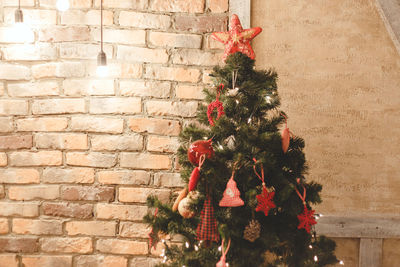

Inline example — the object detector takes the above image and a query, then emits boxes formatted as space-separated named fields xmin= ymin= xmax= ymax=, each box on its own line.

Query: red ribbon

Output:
xmin=252 ymin=158 xmax=266 ymax=186
xmin=207 ymin=84 xmax=225 ymax=126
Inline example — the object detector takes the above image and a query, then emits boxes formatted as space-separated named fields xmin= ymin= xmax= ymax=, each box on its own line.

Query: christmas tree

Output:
xmin=144 ymin=15 xmax=338 ymax=267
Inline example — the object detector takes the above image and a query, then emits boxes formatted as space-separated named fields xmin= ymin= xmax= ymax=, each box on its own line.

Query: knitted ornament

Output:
xmin=216 ymin=238 xmax=231 ymax=267
xmin=219 ymin=166 xmax=244 ymax=207
xmin=295 ymin=184 xmax=317 ymax=233
xmin=212 ymin=14 xmax=262 ymax=61
xmin=243 ymin=219 xmax=261 ymax=242
xmin=188 ymin=139 xmax=214 ymax=166
xmin=207 ymin=84 xmax=225 ymax=126
xmin=281 ymin=114 xmax=291 ymax=153
xmin=196 ymin=193 xmax=219 ymax=242
xmin=188 ymin=154 xmax=206 ymax=192
xmin=253 ymin=158 xmax=276 ymax=216
xmin=178 ymin=196 xmax=195 ymax=219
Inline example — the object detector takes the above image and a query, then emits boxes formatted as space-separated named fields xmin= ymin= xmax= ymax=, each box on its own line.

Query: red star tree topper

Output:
xmin=212 ymin=14 xmax=262 ymax=61
xmin=256 ymin=187 xmax=276 ymax=216
xmin=297 ymin=206 xmax=317 ymax=233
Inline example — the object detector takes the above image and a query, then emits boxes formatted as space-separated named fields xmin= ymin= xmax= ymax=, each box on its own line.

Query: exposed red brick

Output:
xmin=42 ymin=202 xmax=93 ymax=219
xmin=0 ymin=238 xmax=39 ymax=253
xmin=0 ymin=135 xmax=32 ymax=149
xmin=175 ymin=15 xmax=227 ymax=33
xmin=61 ymin=186 xmax=114 ymax=202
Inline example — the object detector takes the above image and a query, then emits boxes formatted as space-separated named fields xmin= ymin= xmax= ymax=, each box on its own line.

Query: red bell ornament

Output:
xmin=188 ymin=139 xmax=214 ymax=166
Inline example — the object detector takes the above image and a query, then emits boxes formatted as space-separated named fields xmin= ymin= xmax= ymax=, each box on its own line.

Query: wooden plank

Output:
xmin=315 ymin=216 xmax=400 ymax=238
xmin=229 ymin=0 xmax=251 ymax=28
xmin=359 ymin=238 xmax=383 ymax=267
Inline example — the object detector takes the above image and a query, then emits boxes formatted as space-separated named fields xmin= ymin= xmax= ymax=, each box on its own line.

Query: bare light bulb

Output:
xmin=96 ymin=51 xmax=108 ymax=77
xmin=14 ymin=9 xmax=33 ymax=43
xmin=314 ymin=255 xmax=318 ymax=262
xmin=339 ymin=260 xmax=344 ymax=265
xmin=56 ymin=0 xmax=70 ymax=11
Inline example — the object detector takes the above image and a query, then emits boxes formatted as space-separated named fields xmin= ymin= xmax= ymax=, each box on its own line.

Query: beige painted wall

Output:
xmin=252 ymin=0 xmax=400 ymax=217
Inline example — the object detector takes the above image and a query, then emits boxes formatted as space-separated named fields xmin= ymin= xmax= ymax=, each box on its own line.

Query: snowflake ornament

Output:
xmin=297 ymin=205 xmax=317 ymax=233
xmin=256 ymin=187 xmax=276 ymax=216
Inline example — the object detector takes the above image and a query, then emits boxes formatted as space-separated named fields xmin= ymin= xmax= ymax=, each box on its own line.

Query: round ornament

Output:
xmin=188 ymin=139 xmax=214 ymax=166
xmin=178 ymin=196 xmax=195 ymax=218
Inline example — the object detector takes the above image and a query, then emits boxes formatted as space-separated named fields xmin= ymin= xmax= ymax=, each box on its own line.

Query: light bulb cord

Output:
xmin=100 ymin=0 xmax=103 ymax=52
xmin=18 ymin=0 xmax=21 ymax=10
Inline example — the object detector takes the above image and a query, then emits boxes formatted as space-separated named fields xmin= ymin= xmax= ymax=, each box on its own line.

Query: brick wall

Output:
xmin=0 ymin=0 xmax=228 ymax=266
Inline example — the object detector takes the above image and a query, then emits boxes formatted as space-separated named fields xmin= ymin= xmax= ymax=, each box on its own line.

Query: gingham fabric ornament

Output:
xmin=196 ymin=193 xmax=219 ymax=242
xmin=243 ymin=219 xmax=261 ymax=242
xmin=253 ymin=158 xmax=276 ymax=216
xmin=216 ymin=238 xmax=231 ymax=267
xmin=219 ymin=167 xmax=244 ymax=207
xmin=207 ymin=84 xmax=225 ymax=126
xmin=295 ymin=184 xmax=317 ymax=233
xmin=212 ymin=14 xmax=262 ymax=61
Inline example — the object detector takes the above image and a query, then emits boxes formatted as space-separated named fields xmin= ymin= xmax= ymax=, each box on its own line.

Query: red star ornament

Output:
xmin=256 ymin=187 xmax=276 ymax=216
xmin=297 ymin=206 xmax=317 ymax=233
xmin=212 ymin=14 xmax=262 ymax=61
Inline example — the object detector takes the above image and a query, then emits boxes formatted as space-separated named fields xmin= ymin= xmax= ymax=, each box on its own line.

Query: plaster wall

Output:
xmin=252 ymin=0 xmax=400 ymax=217
xmin=251 ymin=1 xmax=400 ymax=265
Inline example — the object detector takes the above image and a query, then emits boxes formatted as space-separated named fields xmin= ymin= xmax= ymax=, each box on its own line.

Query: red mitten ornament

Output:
xmin=295 ymin=184 xmax=317 ymax=233
xmin=207 ymin=84 xmax=225 ymax=126
xmin=219 ymin=168 xmax=244 ymax=207
xmin=216 ymin=238 xmax=231 ymax=267
xmin=188 ymin=139 xmax=214 ymax=166
xmin=253 ymin=158 xmax=276 ymax=216
xmin=196 ymin=193 xmax=219 ymax=243
xmin=188 ymin=154 xmax=205 ymax=192
xmin=212 ymin=14 xmax=262 ymax=61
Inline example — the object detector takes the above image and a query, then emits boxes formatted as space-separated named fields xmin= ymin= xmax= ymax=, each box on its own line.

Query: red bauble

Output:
xmin=188 ymin=139 xmax=214 ymax=166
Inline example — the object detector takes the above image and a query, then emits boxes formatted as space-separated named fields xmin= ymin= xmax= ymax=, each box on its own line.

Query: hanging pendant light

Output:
xmin=14 ymin=0 xmax=31 ymax=41
xmin=56 ymin=0 xmax=70 ymax=12
xmin=96 ymin=0 xmax=108 ymax=77
xmin=14 ymin=0 xmax=23 ymax=23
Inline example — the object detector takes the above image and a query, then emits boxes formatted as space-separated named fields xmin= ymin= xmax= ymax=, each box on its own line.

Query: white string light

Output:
xmin=194 ymin=245 xmax=199 ymax=251
xmin=339 ymin=260 xmax=344 ymax=265
xmin=309 ymin=245 xmax=313 ymax=249
xmin=313 ymin=255 xmax=318 ymax=262
xmin=185 ymin=242 xmax=189 ymax=248
xmin=56 ymin=0 xmax=70 ymax=11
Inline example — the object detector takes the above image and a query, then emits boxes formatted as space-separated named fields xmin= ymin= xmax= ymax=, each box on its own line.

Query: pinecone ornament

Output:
xmin=243 ymin=219 xmax=261 ymax=242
